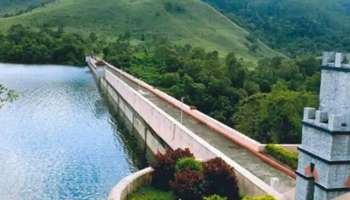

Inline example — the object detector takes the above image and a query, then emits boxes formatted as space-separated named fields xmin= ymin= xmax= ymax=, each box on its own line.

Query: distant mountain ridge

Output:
xmin=0 ymin=0 xmax=280 ymax=61
xmin=204 ymin=0 xmax=350 ymax=55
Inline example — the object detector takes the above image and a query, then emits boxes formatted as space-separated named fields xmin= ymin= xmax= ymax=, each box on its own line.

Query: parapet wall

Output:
xmin=108 ymin=167 xmax=154 ymax=200
xmin=104 ymin=68 xmax=217 ymax=160
xmin=101 ymin=77 xmax=168 ymax=155
xmin=102 ymin=60 xmax=263 ymax=153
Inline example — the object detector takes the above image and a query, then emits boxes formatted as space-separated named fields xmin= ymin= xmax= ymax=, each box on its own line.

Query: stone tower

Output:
xmin=296 ymin=52 xmax=350 ymax=200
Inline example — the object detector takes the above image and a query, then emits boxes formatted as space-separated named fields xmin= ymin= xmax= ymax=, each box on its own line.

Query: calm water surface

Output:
xmin=0 ymin=64 xmax=144 ymax=200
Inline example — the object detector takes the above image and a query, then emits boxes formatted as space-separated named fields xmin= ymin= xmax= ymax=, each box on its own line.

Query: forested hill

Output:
xmin=0 ymin=0 xmax=53 ymax=16
xmin=0 ymin=0 xmax=330 ymax=145
xmin=204 ymin=0 xmax=350 ymax=56
xmin=0 ymin=0 xmax=279 ymax=62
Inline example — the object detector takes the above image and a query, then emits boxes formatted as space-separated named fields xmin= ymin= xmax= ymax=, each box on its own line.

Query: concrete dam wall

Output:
xmin=86 ymin=57 xmax=295 ymax=199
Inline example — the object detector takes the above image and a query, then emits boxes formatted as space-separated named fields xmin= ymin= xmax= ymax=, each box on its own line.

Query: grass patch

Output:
xmin=0 ymin=0 xmax=280 ymax=62
xmin=242 ymin=195 xmax=276 ymax=200
xmin=130 ymin=186 xmax=176 ymax=200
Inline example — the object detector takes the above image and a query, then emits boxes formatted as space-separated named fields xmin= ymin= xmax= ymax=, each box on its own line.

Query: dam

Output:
xmin=86 ymin=57 xmax=296 ymax=199
xmin=0 ymin=59 xmax=295 ymax=200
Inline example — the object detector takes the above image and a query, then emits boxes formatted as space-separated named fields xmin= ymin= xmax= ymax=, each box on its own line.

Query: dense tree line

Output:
xmin=0 ymin=25 xmax=96 ymax=66
xmin=0 ymin=25 xmax=321 ymax=143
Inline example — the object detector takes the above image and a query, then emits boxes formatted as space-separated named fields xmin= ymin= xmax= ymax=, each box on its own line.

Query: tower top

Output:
xmin=320 ymin=51 xmax=350 ymax=119
xmin=322 ymin=52 xmax=350 ymax=68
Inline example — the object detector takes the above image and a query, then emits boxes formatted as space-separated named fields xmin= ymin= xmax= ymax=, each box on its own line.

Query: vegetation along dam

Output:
xmin=0 ymin=64 xmax=148 ymax=200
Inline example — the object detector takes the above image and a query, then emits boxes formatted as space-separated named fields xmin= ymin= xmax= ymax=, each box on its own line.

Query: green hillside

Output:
xmin=204 ymin=0 xmax=350 ymax=55
xmin=0 ymin=0 xmax=280 ymax=61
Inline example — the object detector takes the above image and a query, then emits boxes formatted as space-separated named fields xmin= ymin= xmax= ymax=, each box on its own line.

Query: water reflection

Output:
xmin=93 ymin=99 xmax=107 ymax=119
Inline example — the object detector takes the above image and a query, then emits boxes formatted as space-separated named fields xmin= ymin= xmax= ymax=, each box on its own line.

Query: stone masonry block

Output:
xmin=322 ymin=52 xmax=335 ymax=66
xmin=328 ymin=114 xmax=350 ymax=131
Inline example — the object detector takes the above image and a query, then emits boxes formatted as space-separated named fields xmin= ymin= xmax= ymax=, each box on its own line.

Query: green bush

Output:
xmin=203 ymin=194 xmax=228 ymax=200
xmin=242 ymin=195 xmax=275 ymax=200
xmin=264 ymin=144 xmax=298 ymax=170
xmin=176 ymin=157 xmax=203 ymax=172
xmin=151 ymin=148 xmax=194 ymax=190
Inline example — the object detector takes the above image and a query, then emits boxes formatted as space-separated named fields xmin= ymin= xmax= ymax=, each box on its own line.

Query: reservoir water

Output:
xmin=0 ymin=64 xmax=146 ymax=200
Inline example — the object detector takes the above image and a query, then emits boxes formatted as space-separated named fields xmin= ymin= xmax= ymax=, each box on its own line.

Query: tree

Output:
xmin=296 ymin=55 xmax=319 ymax=77
xmin=89 ymin=32 xmax=98 ymax=42
xmin=225 ymin=52 xmax=246 ymax=88
xmin=234 ymin=81 xmax=318 ymax=143
xmin=0 ymin=85 xmax=17 ymax=108
xmin=103 ymin=37 xmax=134 ymax=69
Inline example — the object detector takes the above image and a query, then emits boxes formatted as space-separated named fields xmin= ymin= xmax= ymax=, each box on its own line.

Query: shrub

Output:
xmin=264 ymin=144 xmax=298 ymax=170
xmin=176 ymin=157 xmax=203 ymax=172
xmin=169 ymin=148 xmax=194 ymax=161
xmin=242 ymin=195 xmax=275 ymax=200
xmin=203 ymin=194 xmax=228 ymax=200
xmin=170 ymin=169 xmax=206 ymax=200
xmin=203 ymin=158 xmax=239 ymax=200
xmin=151 ymin=148 xmax=194 ymax=189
